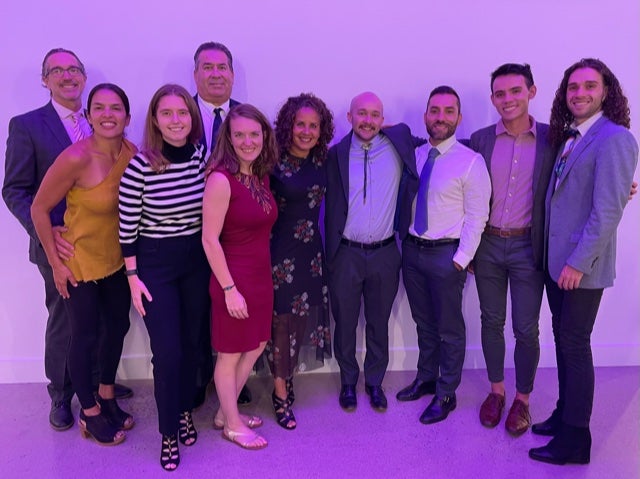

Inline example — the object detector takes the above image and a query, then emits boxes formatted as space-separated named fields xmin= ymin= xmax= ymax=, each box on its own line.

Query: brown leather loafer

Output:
xmin=479 ymin=392 xmax=505 ymax=428
xmin=505 ymin=399 xmax=531 ymax=436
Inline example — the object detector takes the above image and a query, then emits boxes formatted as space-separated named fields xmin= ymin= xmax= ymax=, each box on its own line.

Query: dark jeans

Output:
xmin=138 ymin=233 xmax=211 ymax=436
xmin=402 ymin=239 xmax=466 ymax=398
xmin=64 ymin=268 xmax=131 ymax=409
xmin=545 ymin=273 xmax=603 ymax=428
xmin=474 ymin=234 xmax=543 ymax=393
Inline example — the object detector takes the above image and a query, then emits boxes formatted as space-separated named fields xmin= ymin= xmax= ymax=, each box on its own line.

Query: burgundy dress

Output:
xmin=210 ymin=169 xmax=277 ymax=353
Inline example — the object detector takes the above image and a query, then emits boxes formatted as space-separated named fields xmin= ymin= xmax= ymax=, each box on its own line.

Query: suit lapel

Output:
xmin=337 ymin=133 xmax=352 ymax=202
xmin=531 ymin=123 xmax=546 ymax=196
xmin=40 ymin=102 xmax=72 ymax=151
xmin=556 ymin=117 xmax=607 ymax=188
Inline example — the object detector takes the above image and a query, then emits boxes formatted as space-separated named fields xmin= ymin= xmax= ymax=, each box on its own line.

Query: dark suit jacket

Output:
xmin=545 ymin=116 xmax=638 ymax=288
xmin=469 ymin=122 xmax=555 ymax=270
xmin=3 ymin=102 xmax=71 ymax=265
xmin=194 ymin=95 xmax=240 ymax=151
xmin=325 ymin=123 xmax=422 ymax=265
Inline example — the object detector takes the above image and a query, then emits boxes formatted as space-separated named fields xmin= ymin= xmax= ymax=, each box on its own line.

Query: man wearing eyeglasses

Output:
xmin=2 ymin=48 xmax=132 ymax=431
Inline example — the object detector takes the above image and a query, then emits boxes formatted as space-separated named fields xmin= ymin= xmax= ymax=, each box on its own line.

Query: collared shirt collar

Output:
xmin=495 ymin=115 xmax=537 ymax=138
xmin=51 ymin=98 xmax=82 ymax=119
xmin=573 ymin=111 xmax=604 ymax=137
xmin=428 ymin=134 xmax=457 ymax=155
xmin=351 ymin=131 xmax=382 ymax=150
xmin=198 ymin=96 xmax=230 ymax=115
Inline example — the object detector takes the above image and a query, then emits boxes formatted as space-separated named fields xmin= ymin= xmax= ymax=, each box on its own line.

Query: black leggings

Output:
xmin=64 ymin=268 xmax=131 ymax=409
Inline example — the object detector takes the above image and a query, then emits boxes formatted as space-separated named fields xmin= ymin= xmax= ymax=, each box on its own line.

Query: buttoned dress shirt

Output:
xmin=343 ymin=133 xmax=402 ymax=243
xmin=409 ymin=135 xmax=491 ymax=267
xmin=489 ymin=117 xmax=537 ymax=228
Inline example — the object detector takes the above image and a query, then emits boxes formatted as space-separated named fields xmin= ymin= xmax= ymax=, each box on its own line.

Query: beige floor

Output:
xmin=3 ymin=367 xmax=639 ymax=479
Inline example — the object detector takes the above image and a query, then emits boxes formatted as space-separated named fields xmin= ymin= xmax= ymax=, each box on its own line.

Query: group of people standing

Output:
xmin=2 ymin=40 xmax=637 ymax=472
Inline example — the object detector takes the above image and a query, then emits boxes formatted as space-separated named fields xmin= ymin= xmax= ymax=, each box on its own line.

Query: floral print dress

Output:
xmin=267 ymin=153 xmax=332 ymax=376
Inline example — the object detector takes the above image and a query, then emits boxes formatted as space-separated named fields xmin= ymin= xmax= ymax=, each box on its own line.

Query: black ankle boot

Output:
xmin=96 ymin=395 xmax=134 ymax=430
xmin=529 ymin=423 xmax=591 ymax=465
xmin=531 ymin=407 xmax=562 ymax=436
xmin=79 ymin=409 xmax=126 ymax=446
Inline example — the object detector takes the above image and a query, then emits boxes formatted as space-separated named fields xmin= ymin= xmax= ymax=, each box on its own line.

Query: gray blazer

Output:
xmin=2 ymin=102 xmax=71 ymax=265
xmin=545 ymin=116 xmax=638 ymax=289
xmin=469 ymin=122 xmax=555 ymax=270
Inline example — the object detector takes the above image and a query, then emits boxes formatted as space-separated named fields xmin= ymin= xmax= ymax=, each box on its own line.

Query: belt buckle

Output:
xmin=498 ymin=229 xmax=511 ymax=238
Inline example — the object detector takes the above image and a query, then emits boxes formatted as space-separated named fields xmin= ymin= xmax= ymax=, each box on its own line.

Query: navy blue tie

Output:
xmin=211 ymin=108 xmax=223 ymax=151
xmin=414 ymin=148 xmax=440 ymax=235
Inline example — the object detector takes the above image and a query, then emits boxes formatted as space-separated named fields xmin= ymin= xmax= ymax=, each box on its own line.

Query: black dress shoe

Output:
xmin=396 ymin=378 xmax=436 ymax=401
xmin=529 ymin=424 xmax=591 ymax=465
xmin=114 ymin=383 xmax=133 ymax=400
xmin=365 ymin=385 xmax=388 ymax=411
xmin=237 ymin=385 xmax=252 ymax=405
xmin=339 ymin=385 xmax=357 ymax=411
xmin=419 ymin=395 xmax=457 ymax=424
xmin=532 ymin=408 xmax=562 ymax=436
xmin=50 ymin=401 xmax=74 ymax=431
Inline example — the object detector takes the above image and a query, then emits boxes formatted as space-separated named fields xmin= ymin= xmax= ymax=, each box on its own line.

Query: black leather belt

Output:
xmin=407 ymin=235 xmax=459 ymax=247
xmin=340 ymin=236 xmax=395 ymax=250
xmin=484 ymin=225 xmax=531 ymax=238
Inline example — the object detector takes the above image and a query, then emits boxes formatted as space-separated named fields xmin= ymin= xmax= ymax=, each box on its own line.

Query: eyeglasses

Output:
xmin=45 ymin=66 xmax=85 ymax=78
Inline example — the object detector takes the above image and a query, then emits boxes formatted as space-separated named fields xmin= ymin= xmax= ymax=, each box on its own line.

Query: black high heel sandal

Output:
xmin=97 ymin=395 xmax=134 ymax=430
xmin=272 ymin=390 xmax=296 ymax=430
xmin=160 ymin=434 xmax=180 ymax=471
xmin=79 ymin=409 xmax=126 ymax=446
xmin=178 ymin=411 xmax=197 ymax=446
xmin=286 ymin=377 xmax=295 ymax=405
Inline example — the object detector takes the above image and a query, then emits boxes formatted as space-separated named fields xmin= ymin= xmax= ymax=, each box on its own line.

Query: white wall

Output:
xmin=1 ymin=0 xmax=638 ymax=382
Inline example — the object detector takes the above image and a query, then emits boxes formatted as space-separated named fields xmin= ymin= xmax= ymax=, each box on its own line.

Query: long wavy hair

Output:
xmin=274 ymin=93 xmax=335 ymax=161
xmin=141 ymin=84 xmax=203 ymax=173
xmin=549 ymin=58 xmax=631 ymax=148
xmin=207 ymin=104 xmax=278 ymax=178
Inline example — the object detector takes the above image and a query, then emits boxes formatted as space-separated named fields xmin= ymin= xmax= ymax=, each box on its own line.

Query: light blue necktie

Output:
xmin=414 ymin=147 xmax=440 ymax=235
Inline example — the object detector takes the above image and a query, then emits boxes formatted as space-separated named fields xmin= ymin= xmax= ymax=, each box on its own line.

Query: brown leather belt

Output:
xmin=340 ymin=236 xmax=395 ymax=250
xmin=407 ymin=235 xmax=460 ymax=247
xmin=484 ymin=225 xmax=531 ymax=238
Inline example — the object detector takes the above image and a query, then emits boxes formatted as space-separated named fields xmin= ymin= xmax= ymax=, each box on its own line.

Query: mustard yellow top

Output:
xmin=62 ymin=139 xmax=136 ymax=281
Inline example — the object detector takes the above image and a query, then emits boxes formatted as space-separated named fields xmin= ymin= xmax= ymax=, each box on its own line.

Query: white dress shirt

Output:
xmin=197 ymin=97 xmax=231 ymax=148
xmin=409 ymin=135 xmax=492 ymax=267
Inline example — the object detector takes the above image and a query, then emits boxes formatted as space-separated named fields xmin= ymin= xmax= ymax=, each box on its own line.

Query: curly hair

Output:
xmin=207 ymin=104 xmax=278 ymax=179
xmin=274 ymin=93 xmax=335 ymax=162
xmin=549 ymin=58 xmax=631 ymax=148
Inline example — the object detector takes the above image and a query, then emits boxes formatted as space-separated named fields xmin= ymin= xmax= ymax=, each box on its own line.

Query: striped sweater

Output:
xmin=119 ymin=142 xmax=206 ymax=257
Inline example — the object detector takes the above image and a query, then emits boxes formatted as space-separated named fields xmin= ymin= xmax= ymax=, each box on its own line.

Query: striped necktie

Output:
xmin=69 ymin=112 xmax=86 ymax=143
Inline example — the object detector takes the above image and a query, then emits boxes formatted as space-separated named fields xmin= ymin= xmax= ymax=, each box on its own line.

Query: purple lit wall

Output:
xmin=1 ymin=0 xmax=638 ymax=382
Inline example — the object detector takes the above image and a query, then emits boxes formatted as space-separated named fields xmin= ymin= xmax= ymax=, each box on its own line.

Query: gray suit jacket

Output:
xmin=469 ymin=122 xmax=555 ymax=270
xmin=545 ymin=116 xmax=638 ymax=288
xmin=2 ymin=102 xmax=71 ymax=265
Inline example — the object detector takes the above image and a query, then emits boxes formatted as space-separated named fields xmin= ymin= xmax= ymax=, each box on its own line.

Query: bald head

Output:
xmin=348 ymin=91 xmax=384 ymax=142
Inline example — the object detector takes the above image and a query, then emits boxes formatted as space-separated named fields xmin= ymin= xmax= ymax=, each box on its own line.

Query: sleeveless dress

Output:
xmin=268 ymin=153 xmax=332 ymax=373
xmin=210 ymin=169 xmax=277 ymax=353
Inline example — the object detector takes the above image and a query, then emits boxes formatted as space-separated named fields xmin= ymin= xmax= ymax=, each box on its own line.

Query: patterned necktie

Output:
xmin=414 ymin=147 xmax=440 ymax=235
xmin=211 ymin=108 xmax=223 ymax=151
xmin=362 ymin=143 xmax=371 ymax=203
xmin=555 ymin=129 xmax=580 ymax=178
xmin=69 ymin=112 xmax=86 ymax=143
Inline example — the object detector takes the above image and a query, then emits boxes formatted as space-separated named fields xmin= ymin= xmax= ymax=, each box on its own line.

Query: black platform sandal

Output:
xmin=272 ymin=390 xmax=296 ymax=430
xmin=97 ymin=395 xmax=134 ymax=430
xmin=160 ymin=434 xmax=180 ymax=471
xmin=286 ymin=377 xmax=295 ymax=405
xmin=178 ymin=411 xmax=197 ymax=446
xmin=79 ymin=409 xmax=126 ymax=446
